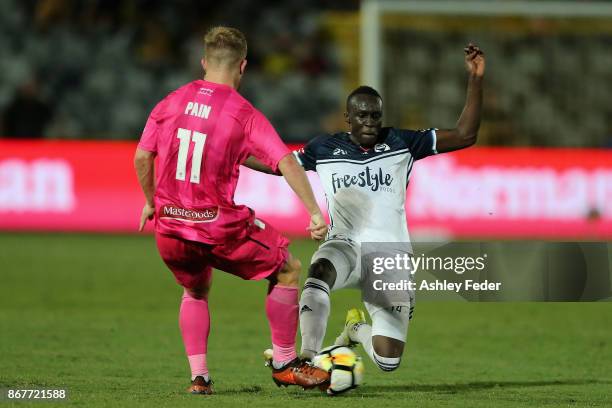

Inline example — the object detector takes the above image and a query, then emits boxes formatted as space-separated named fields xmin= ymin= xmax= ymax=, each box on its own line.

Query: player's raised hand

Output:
xmin=138 ymin=203 xmax=155 ymax=232
xmin=464 ymin=43 xmax=485 ymax=78
xmin=307 ymin=212 xmax=328 ymax=240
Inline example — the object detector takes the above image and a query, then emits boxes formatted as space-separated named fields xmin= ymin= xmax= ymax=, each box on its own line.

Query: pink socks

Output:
xmin=179 ymin=291 xmax=210 ymax=380
xmin=179 ymin=285 xmax=298 ymax=376
xmin=265 ymin=285 xmax=299 ymax=364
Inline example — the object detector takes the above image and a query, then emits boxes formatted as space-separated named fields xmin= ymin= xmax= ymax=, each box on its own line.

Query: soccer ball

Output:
xmin=312 ymin=345 xmax=364 ymax=395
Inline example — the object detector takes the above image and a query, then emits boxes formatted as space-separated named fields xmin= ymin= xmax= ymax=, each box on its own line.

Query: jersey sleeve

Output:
xmin=293 ymin=141 xmax=317 ymax=171
xmin=397 ymin=128 xmax=438 ymax=160
xmin=293 ymin=135 xmax=328 ymax=171
xmin=245 ymin=109 xmax=291 ymax=172
xmin=138 ymin=99 xmax=167 ymax=153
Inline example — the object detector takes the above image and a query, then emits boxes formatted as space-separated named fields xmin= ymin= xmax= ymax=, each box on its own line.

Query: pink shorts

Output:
xmin=155 ymin=219 xmax=290 ymax=288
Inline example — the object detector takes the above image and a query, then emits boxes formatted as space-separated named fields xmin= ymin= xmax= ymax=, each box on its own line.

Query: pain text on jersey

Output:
xmin=184 ymin=102 xmax=211 ymax=119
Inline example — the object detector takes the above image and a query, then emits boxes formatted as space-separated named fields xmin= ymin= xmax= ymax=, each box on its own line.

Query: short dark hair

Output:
xmin=346 ymin=86 xmax=382 ymax=110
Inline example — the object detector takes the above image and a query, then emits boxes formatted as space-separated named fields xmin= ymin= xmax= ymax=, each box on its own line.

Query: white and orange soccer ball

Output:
xmin=312 ymin=345 xmax=364 ymax=395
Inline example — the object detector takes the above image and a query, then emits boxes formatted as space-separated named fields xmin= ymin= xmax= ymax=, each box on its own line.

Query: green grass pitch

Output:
xmin=1 ymin=233 xmax=611 ymax=407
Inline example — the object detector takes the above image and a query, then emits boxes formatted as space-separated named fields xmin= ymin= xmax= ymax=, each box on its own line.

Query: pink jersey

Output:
xmin=138 ymin=80 xmax=290 ymax=244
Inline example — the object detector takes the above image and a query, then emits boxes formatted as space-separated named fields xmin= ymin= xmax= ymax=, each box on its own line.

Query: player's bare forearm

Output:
xmin=436 ymin=44 xmax=485 ymax=153
xmin=278 ymin=154 xmax=327 ymax=239
xmin=134 ymin=148 xmax=156 ymax=206
xmin=242 ymin=155 xmax=281 ymax=175
xmin=455 ymin=73 xmax=483 ymax=144
xmin=278 ymin=154 xmax=320 ymax=216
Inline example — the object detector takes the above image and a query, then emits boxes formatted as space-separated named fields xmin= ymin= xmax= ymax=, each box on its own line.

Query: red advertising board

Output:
xmin=1 ymin=140 xmax=611 ymax=238
xmin=407 ymin=147 xmax=612 ymax=239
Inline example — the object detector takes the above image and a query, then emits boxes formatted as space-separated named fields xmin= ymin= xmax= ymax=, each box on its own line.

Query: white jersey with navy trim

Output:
xmin=295 ymin=127 xmax=437 ymax=243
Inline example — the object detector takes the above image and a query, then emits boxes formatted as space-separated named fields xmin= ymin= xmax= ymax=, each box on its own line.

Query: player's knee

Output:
xmin=372 ymin=336 xmax=404 ymax=371
xmin=373 ymin=357 xmax=401 ymax=372
xmin=184 ymin=275 xmax=212 ymax=300
xmin=276 ymin=256 xmax=301 ymax=286
xmin=185 ymin=285 xmax=209 ymax=300
xmin=286 ymin=257 xmax=301 ymax=280
xmin=308 ymin=258 xmax=336 ymax=288
xmin=289 ymin=257 xmax=302 ymax=274
xmin=372 ymin=343 xmax=403 ymax=359
xmin=372 ymin=346 xmax=402 ymax=372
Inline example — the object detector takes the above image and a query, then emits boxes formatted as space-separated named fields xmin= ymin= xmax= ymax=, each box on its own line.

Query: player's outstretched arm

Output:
xmin=435 ymin=43 xmax=485 ymax=153
xmin=277 ymin=154 xmax=327 ymax=240
xmin=134 ymin=147 xmax=156 ymax=231
xmin=242 ymin=155 xmax=281 ymax=175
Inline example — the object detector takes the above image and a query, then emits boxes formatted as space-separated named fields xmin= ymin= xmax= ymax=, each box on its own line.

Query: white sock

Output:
xmin=272 ymin=360 xmax=291 ymax=370
xmin=191 ymin=374 xmax=210 ymax=382
xmin=350 ymin=321 xmax=373 ymax=359
xmin=351 ymin=323 xmax=401 ymax=371
xmin=299 ymin=278 xmax=331 ymax=359
xmin=372 ymin=351 xmax=401 ymax=372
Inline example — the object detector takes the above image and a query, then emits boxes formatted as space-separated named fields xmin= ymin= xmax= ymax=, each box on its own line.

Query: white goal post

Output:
xmin=360 ymin=0 xmax=612 ymax=97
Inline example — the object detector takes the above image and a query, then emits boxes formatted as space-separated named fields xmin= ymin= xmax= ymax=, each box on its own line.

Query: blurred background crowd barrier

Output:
xmin=1 ymin=1 xmax=611 ymax=239
xmin=1 ymin=0 xmax=611 ymax=146
xmin=0 ymin=0 xmax=348 ymax=141
xmin=1 ymin=140 xmax=610 ymax=239
xmin=360 ymin=0 xmax=612 ymax=148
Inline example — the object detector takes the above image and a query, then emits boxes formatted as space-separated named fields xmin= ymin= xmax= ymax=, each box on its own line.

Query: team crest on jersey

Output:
xmin=333 ymin=148 xmax=348 ymax=156
xmin=374 ymin=143 xmax=390 ymax=152
xmin=198 ymin=87 xmax=214 ymax=96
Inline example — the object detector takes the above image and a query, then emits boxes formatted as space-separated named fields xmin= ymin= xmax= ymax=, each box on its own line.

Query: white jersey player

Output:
xmin=294 ymin=93 xmax=443 ymax=370
xmin=247 ymin=44 xmax=485 ymax=372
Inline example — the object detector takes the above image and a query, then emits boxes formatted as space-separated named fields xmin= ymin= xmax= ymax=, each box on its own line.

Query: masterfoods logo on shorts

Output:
xmin=160 ymin=204 xmax=218 ymax=222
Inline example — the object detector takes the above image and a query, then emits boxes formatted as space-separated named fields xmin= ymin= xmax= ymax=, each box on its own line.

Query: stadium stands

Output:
xmin=0 ymin=0 xmax=342 ymax=141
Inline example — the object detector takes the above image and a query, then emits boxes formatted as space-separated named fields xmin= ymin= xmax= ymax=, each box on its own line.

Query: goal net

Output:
xmin=360 ymin=1 xmax=612 ymax=147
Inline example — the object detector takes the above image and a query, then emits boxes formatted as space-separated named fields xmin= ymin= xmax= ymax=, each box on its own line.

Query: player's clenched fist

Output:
xmin=464 ymin=43 xmax=485 ymax=78
xmin=308 ymin=213 xmax=328 ymax=240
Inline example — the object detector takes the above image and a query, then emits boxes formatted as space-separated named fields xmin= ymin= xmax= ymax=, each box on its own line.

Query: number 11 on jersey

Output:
xmin=176 ymin=128 xmax=207 ymax=183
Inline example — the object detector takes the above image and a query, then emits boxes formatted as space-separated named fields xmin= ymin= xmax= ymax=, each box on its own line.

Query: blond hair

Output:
xmin=203 ymin=26 xmax=247 ymax=68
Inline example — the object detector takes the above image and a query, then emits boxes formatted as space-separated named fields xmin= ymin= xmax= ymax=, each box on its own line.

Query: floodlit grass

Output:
xmin=1 ymin=233 xmax=610 ymax=407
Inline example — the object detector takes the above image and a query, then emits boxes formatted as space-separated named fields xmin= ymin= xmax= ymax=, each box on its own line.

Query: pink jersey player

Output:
xmin=134 ymin=26 xmax=329 ymax=395
xmin=138 ymin=78 xmax=290 ymax=246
